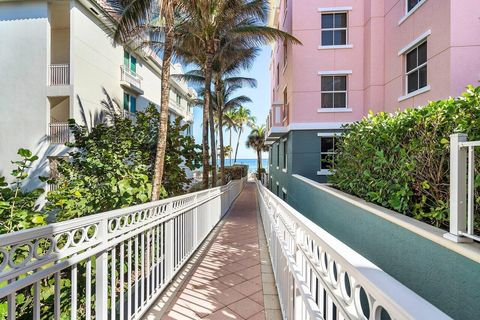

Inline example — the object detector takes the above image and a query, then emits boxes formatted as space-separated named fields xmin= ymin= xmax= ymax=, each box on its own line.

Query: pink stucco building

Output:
xmin=266 ymin=0 xmax=480 ymax=192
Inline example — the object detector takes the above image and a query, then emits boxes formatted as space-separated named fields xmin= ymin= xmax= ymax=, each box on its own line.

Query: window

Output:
xmin=320 ymin=136 xmax=338 ymax=172
xmin=282 ymin=139 xmax=287 ymax=170
xmin=276 ymin=63 xmax=280 ymax=86
xmin=270 ymin=148 xmax=272 ymax=165
xmin=321 ymin=13 xmax=347 ymax=46
xmin=406 ymin=41 xmax=427 ymax=94
xmin=407 ymin=0 xmax=423 ymax=12
xmin=124 ymin=51 xmax=137 ymax=73
xmin=176 ymin=92 xmax=181 ymax=105
xmin=283 ymin=41 xmax=288 ymax=67
xmin=123 ymin=92 xmax=137 ymax=113
xmin=282 ymin=189 xmax=287 ymax=201
xmin=277 ymin=143 xmax=280 ymax=167
xmin=276 ymin=184 xmax=280 ymax=196
xmin=321 ymin=76 xmax=347 ymax=108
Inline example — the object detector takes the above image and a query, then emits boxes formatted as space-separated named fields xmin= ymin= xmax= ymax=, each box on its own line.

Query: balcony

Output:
xmin=48 ymin=64 xmax=70 ymax=86
xmin=49 ymin=122 xmax=71 ymax=144
xmin=266 ymin=103 xmax=289 ymax=144
xmin=120 ymin=65 xmax=144 ymax=95
xmin=0 ymin=179 xmax=450 ymax=319
xmin=169 ymin=96 xmax=193 ymax=122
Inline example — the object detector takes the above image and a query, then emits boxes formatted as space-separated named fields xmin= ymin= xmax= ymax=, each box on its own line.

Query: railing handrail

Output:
xmin=0 ymin=178 xmax=245 ymax=319
xmin=445 ymin=133 xmax=479 ymax=243
xmin=255 ymin=180 xmax=451 ymax=320
xmin=120 ymin=64 xmax=143 ymax=81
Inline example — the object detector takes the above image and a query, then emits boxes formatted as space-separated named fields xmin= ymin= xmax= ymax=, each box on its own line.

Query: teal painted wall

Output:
xmin=287 ymin=176 xmax=480 ymax=320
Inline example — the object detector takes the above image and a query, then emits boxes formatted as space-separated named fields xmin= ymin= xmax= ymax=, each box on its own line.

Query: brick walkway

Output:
xmin=161 ymin=183 xmax=281 ymax=320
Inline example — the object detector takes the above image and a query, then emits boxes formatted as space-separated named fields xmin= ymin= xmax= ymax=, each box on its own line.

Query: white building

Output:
xmin=0 ymin=0 xmax=196 ymax=189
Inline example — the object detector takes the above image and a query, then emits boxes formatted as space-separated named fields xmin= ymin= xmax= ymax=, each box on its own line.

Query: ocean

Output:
xmin=224 ymin=158 xmax=269 ymax=173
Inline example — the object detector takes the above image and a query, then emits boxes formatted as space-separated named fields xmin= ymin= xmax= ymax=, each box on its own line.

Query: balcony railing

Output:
xmin=266 ymin=103 xmax=289 ymax=136
xmin=255 ymin=180 xmax=450 ymax=320
xmin=445 ymin=133 xmax=480 ymax=243
xmin=121 ymin=65 xmax=143 ymax=89
xmin=49 ymin=64 xmax=70 ymax=86
xmin=0 ymin=179 xmax=245 ymax=319
xmin=49 ymin=122 xmax=70 ymax=144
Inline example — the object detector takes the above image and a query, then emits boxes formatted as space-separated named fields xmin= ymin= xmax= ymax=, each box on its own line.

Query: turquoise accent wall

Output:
xmin=286 ymin=175 xmax=480 ymax=320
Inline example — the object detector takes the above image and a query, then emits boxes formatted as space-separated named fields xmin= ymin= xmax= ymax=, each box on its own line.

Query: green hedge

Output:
xmin=225 ymin=165 xmax=249 ymax=181
xmin=330 ymin=86 xmax=480 ymax=230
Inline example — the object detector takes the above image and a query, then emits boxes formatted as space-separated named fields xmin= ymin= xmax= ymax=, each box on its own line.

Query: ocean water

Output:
xmin=224 ymin=158 xmax=269 ymax=173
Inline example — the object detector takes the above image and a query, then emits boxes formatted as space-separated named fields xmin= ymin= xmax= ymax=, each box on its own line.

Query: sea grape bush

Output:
xmin=330 ymin=86 xmax=480 ymax=230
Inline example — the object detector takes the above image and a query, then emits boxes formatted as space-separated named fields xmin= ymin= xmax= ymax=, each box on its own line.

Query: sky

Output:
xmin=192 ymin=46 xmax=272 ymax=160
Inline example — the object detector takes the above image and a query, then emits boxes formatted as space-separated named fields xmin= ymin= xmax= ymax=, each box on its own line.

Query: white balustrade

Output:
xmin=49 ymin=122 xmax=71 ymax=144
xmin=0 ymin=178 xmax=245 ymax=319
xmin=121 ymin=65 xmax=143 ymax=89
xmin=255 ymin=180 xmax=451 ymax=320
xmin=445 ymin=133 xmax=480 ymax=243
xmin=49 ymin=64 xmax=70 ymax=86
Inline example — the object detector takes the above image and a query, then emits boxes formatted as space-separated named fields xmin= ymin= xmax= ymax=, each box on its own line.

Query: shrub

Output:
xmin=224 ymin=165 xmax=249 ymax=181
xmin=330 ymin=86 xmax=480 ymax=230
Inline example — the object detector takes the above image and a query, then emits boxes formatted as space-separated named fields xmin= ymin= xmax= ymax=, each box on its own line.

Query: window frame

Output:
xmin=321 ymin=12 xmax=348 ymax=47
xmin=320 ymin=75 xmax=348 ymax=109
xmin=317 ymin=133 xmax=338 ymax=175
xmin=123 ymin=92 xmax=137 ymax=113
xmin=124 ymin=50 xmax=137 ymax=73
xmin=405 ymin=40 xmax=427 ymax=95
xmin=407 ymin=0 xmax=424 ymax=13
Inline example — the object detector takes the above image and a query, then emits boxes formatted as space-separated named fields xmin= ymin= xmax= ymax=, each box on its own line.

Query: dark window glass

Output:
xmin=418 ymin=42 xmax=427 ymax=65
xmin=334 ymin=76 xmax=346 ymax=91
xmin=334 ymin=93 xmax=347 ymax=108
xmin=407 ymin=70 xmax=419 ymax=93
xmin=321 ymin=76 xmax=334 ymax=91
xmin=321 ymin=137 xmax=334 ymax=153
xmin=334 ymin=13 xmax=347 ymax=28
xmin=334 ymin=30 xmax=347 ymax=45
xmin=406 ymin=49 xmax=417 ymax=72
xmin=282 ymin=191 xmax=287 ymax=201
xmin=322 ymin=14 xmax=334 ymax=28
xmin=321 ymin=154 xmax=333 ymax=170
xmin=322 ymin=31 xmax=334 ymax=46
xmin=321 ymin=93 xmax=334 ymax=108
xmin=419 ymin=65 xmax=427 ymax=88
xmin=283 ymin=140 xmax=287 ymax=169
xmin=408 ymin=0 xmax=421 ymax=12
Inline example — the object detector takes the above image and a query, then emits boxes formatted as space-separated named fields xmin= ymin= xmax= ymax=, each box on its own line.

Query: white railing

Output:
xmin=0 ymin=178 xmax=245 ymax=319
xmin=49 ymin=64 xmax=70 ymax=86
xmin=121 ymin=65 xmax=143 ymax=89
xmin=445 ymin=133 xmax=480 ymax=243
xmin=49 ymin=122 xmax=71 ymax=144
xmin=255 ymin=181 xmax=451 ymax=320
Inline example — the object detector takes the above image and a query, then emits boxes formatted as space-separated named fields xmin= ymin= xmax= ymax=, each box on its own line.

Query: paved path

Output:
xmin=162 ymin=183 xmax=281 ymax=320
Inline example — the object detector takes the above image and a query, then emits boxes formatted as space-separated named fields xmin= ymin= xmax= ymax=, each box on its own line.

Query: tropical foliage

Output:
xmin=246 ymin=125 xmax=268 ymax=178
xmin=330 ymin=86 xmax=480 ymax=231
xmin=0 ymin=149 xmax=46 ymax=234
xmin=46 ymin=105 xmax=201 ymax=221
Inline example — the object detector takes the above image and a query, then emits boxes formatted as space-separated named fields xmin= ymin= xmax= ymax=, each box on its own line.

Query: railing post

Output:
xmin=165 ymin=203 xmax=175 ymax=282
xmin=444 ymin=133 xmax=473 ymax=242
xmin=95 ymin=219 xmax=109 ymax=319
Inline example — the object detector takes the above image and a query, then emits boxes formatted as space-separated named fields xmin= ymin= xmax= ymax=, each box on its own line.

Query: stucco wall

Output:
xmin=0 ymin=1 xmax=50 ymax=187
xmin=286 ymin=174 xmax=480 ymax=319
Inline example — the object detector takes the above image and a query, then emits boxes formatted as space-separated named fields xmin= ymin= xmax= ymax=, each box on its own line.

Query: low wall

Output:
xmin=288 ymin=174 xmax=480 ymax=320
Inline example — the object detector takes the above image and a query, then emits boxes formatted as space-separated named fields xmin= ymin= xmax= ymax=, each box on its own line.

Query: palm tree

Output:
xmin=224 ymin=110 xmax=237 ymax=166
xmin=233 ymin=106 xmax=255 ymax=163
xmin=213 ymin=77 xmax=255 ymax=184
xmin=177 ymin=0 xmax=300 ymax=189
xmin=113 ymin=0 xmax=184 ymax=200
xmin=246 ymin=125 xmax=269 ymax=178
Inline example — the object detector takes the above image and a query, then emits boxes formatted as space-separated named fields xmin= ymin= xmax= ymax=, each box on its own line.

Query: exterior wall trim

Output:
xmin=398 ymin=29 xmax=432 ymax=56
xmin=318 ymin=44 xmax=353 ymax=50
xmin=317 ymin=108 xmax=352 ymax=113
xmin=317 ymin=6 xmax=353 ymax=12
xmin=288 ymin=122 xmax=348 ymax=130
xmin=292 ymin=174 xmax=480 ymax=264
xmin=398 ymin=85 xmax=431 ymax=102
xmin=318 ymin=70 xmax=353 ymax=75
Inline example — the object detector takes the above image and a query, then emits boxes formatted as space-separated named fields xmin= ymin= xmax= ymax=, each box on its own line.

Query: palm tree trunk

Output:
xmin=203 ymin=42 xmax=215 ymax=189
xmin=229 ymin=128 xmax=232 ymax=166
xmin=257 ymin=149 xmax=261 ymax=178
xmin=215 ymin=78 xmax=226 ymax=186
xmin=208 ymin=101 xmax=217 ymax=187
xmin=234 ymin=127 xmax=242 ymax=163
xmin=151 ymin=26 xmax=174 ymax=201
